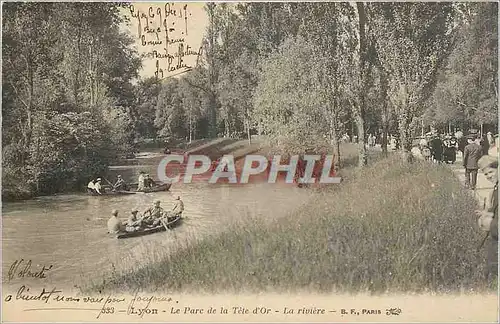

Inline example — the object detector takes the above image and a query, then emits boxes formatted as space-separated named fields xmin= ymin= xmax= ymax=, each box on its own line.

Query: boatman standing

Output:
xmin=170 ymin=196 xmax=184 ymax=219
xmin=137 ymin=171 xmax=145 ymax=192
xmin=144 ymin=174 xmax=155 ymax=188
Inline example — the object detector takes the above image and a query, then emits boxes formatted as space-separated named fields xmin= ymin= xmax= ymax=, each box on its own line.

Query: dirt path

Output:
xmin=449 ymin=152 xmax=497 ymax=275
xmin=449 ymin=153 xmax=495 ymax=212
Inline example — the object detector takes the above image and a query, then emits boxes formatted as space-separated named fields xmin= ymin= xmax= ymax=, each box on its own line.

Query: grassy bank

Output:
xmin=84 ymin=154 xmax=495 ymax=295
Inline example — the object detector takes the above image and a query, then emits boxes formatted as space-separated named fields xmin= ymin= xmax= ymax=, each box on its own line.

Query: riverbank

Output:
xmin=83 ymin=154 xmax=495 ymax=295
xmin=449 ymin=153 xmax=498 ymax=276
xmin=0 ymin=138 xmax=236 ymax=203
xmin=1 ymin=137 xmax=354 ymax=202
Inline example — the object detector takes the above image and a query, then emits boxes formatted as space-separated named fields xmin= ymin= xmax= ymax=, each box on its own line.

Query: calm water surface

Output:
xmin=2 ymin=152 xmax=313 ymax=290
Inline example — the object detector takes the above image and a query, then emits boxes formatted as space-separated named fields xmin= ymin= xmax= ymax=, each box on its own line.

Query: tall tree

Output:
xmin=2 ymin=2 xmax=142 ymax=198
xmin=427 ymin=2 xmax=497 ymax=130
xmin=370 ymin=3 xmax=454 ymax=159
xmin=253 ymin=37 xmax=331 ymax=154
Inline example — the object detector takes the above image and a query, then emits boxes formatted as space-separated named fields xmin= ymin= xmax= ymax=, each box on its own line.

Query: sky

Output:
xmin=121 ymin=2 xmax=209 ymax=80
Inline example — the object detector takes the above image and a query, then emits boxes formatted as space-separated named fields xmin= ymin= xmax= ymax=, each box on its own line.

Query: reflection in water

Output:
xmin=2 ymin=153 xmax=314 ymax=290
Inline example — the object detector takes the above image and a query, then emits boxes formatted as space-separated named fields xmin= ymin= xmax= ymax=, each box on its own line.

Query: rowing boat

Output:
xmin=88 ymin=190 xmax=136 ymax=196
xmin=130 ymin=182 xmax=172 ymax=193
xmin=116 ymin=215 xmax=182 ymax=239
xmin=103 ymin=182 xmax=172 ymax=193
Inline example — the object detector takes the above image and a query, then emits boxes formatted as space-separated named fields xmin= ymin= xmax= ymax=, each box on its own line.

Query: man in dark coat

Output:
xmin=463 ymin=135 xmax=483 ymax=190
xmin=429 ymin=135 xmax=443 ymax=163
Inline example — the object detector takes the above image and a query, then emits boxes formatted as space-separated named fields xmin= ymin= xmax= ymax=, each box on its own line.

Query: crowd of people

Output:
xmin=107 ymin=196 xmax=185 ymax=234
xmin=411 ymin=129 xmax=496 ymax=166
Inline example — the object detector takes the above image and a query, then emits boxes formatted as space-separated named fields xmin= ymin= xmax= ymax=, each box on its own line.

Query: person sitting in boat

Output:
xmin=107 ymin=209 xmax=125 ymax=234
xmin=141 ymin=200 xmax=164 ymax=226
xmin=137 ymin=171 xmax=145 ymax=192
xmin=94 ymin=178 xmax=104 ymax=195
xmin=113 ymin=175 xmax=129 ymax=191
xmin=87 ymin=179 xmax=96 ymax=194
xmin=169 ymin=196 xmax=184 ymax=220
xmin=144 ymin=174 xmax=156 ymax=188
xmin=125 ymin=209 xmax=142 ymax=232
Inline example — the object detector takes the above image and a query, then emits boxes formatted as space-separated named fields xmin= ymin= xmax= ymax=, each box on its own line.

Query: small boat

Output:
xmin=88 ymin=190 xmax=137 ymax=196
xmin=116 ymin=216 xmax=182 ymax=239
xmin=130 ymin=182 xmax=172 ymax=193
xmin=102 ymin=182 xmax=172 ymax=193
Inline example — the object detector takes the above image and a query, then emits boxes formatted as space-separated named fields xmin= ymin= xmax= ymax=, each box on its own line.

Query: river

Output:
xmin=2 ymin=151 xmax=314 ymax=291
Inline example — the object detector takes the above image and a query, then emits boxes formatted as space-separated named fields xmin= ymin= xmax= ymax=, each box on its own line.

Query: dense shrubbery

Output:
xmin=2 ymin=2 xmax=140 ymax=200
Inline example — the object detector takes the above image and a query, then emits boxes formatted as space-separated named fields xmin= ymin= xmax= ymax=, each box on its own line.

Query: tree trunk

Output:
xmin=74 ymin=27 xmax=82 ymax=105
xmin=189 ymin=112 xmax=193 ymax=143
xmin=355 ymin=113 xmax=367 ymax=166
xmin=355 ymin=2 xmax=368 ymax=167
xmin=225 ymin=118 xmax=230 ymax=138
xmin=246 ymin=117 xmax=251 ymax=145
xmin=208 ymin=93 xmax=218 ymax=138
xmin=398 ymin=112 xmax=413 ymax=163
xmin=89 ymin=41 xmax=95 ymax=108
xmin=330 ymin=123 xmax=341 ymax=170
xmin=24 ymin=57 xmax=34 ymax=154
xmin=381 ymin=112 xmax=388 ymax=156
xmin=379 ymin=66 xmax=389 ymax=156
xmin=206 ymin=4 xmax=218 ymax=139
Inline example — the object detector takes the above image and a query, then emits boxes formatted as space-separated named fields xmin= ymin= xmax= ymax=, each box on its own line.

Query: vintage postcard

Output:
xmin=1 ymin=1 xmax=499 ymax=323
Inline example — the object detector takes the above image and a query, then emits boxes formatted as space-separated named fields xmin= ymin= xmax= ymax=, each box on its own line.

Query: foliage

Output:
xmin=253 ymin=36 xmax=331 ymax=154
xmin=2 ymin=2 xmax=141 ymax=200
xmin=369 ymin=2 xmax=455 ymax=152
xmin=428 ymin=2 xmax=498 ymax=127
xmin=133 ymin=77 xmax=162 ymax=139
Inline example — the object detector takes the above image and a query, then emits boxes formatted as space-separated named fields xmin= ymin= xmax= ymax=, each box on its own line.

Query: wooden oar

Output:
xmin=160 ymin=211 xmax=175 ymax=231
xmin=104 ymin=177 xmax=122 ymax=192
xmin=103 ymin=177 xmax=115 ymax=188
xmin=160 ymin=217 xmax=171 ymax=231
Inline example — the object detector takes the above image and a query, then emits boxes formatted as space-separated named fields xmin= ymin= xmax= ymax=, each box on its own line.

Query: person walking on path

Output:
xmin=463 ymin=135 xmax=483 ymax=190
